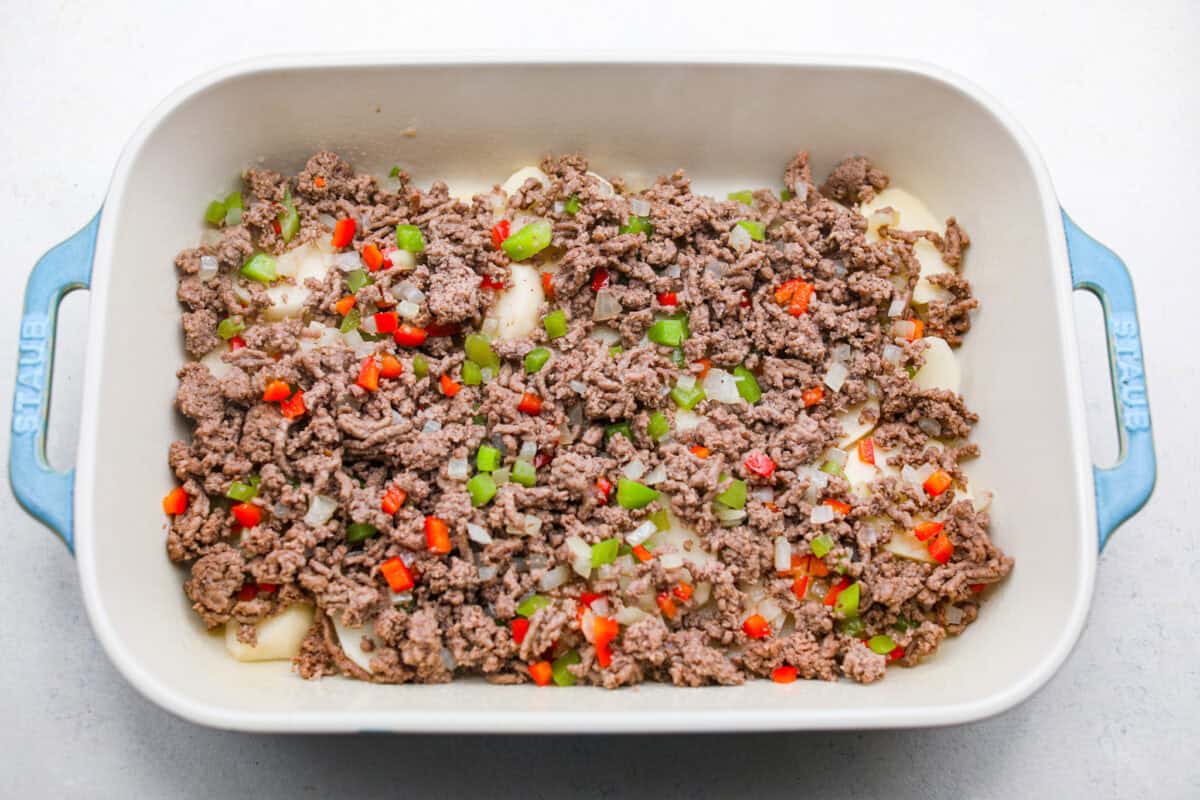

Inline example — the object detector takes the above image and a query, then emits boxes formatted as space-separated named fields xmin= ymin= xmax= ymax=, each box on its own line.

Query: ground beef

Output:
xmin=167 ymin=150 xmax=1011 ymax=688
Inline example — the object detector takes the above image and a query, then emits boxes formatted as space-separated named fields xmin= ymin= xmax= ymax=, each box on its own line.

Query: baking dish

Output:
xmin=10 ymin=54 xmax=1155 ymax=732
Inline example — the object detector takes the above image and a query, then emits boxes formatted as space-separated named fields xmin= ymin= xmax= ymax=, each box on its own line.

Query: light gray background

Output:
xmin=1 ymin=2 xmax=1196 ymax=797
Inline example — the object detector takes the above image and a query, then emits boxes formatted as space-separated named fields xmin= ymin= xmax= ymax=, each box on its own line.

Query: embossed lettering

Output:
xmin=12 ymin=414 xmax=38 ymax=434
xmin=20 ymin=316 xmax=48 ymax=340
xmin=16 ymin=366 xmax=42 ymax=391
xmin=1112 ymin=316 xmax=1138 ymax=338
xmin=1125 ymin=408 xmax=1151 ymax=431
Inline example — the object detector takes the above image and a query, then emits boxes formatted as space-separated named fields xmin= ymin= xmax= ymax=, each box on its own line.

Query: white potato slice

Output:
xmin=224 ymin=604 xmax=314 ymax=662
xmin=859 ymin=187 xmax=953 ymax=304
xmin=200 ymin=347 xmax=234 ymax=379
xmin=648 ymin=505 xmax=716 ymax=568
xmin=265 ymin=243 xmax=334 ymax=320
xmin=297 ymin=320 xmax=343 ymax=352
xmin=913 ymin=336 xmax=961 ymax=394
xmin=501 ymin=166 xmax=549 ymax=198
xmin=486 ymin=263 xmax=545 ymax=341
xmin=872 ymin=444 xmax=902 ymax=479
xmin=881 ymin=523 xmax=937 ymax=564
xmin=836 ymin=399 xmax=880 ymax=448
xmin=842 ymin=448 xmax=879 ymax=495
xmin=331 ymin=614 xmax=377 ymax=674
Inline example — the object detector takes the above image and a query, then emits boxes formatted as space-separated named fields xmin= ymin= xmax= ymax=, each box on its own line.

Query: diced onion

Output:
xmin=448 ymin=458 xmax=470 ymax=481
xmin=477 ymin=565 xmax=497 ymax=581
xmin=304 ymin=494 xmax=338 ymax=526
xmin=538 ymin=564 xmax=570 ymax=592
xmin=702 ymin=368 xmax=743 ymax=404
xmin=422 ymin=419 xmax=442 ymax=434
xmin=694 ymin=581 xmax=712 ymax=606
xmin=198 ymin=255 xmax=219 ymax=280
xmin=917 ymin=417 xmax=943 ymax=438
xmin=481 ymin=317 xmax=500 ymax=338
xmin=832 ymin=343 xmax=851 ymax=363
xmin=493 ymin=467 xmax=510 ymax=485
xmin=676 ymin=374 xmax=696 ymax=391
xmin=715 ymin=506 xmax=747 ymax=527
xmin=729 ymin=224 xmax=752 ymax=252
xmin=861 ymin=525 xmax=879 ymax=546
xmin=318 ymin=213 xmax=337 ymax=229
xmin=466 ymin=523 xmax=492 ymax=544
xmin=629 ymin=197 xmax=651 ymax=216
xmin=589 ymin=326 xmax=621 ymax=345
xmin=774 ymin=536 xmax=791 ymax=572
xmin=231 ymin=283 xmax=254 ymax=306
xmin=587 ymin=171 xmax=614 ymax=198
xmin=616 ymin=606 xmax=648 ymax=626
xmin=360 ymin=315 xmax=378 ymax=335
xmin=524 ymin=514 xmax=542 ymax=537
xmin=824 ymin=448 xmax=848 ymax=471
xmin=793 ymin=183 xmax=809 ymax=203
xmin=391 ymin=249 xmax=417 ymax=271
xmin=823 ymin=361 xmax=849 ymax=392
xmin=892 ymin=320 xmax=917 ymax=340
xmin=626 ymin=521 xmax=658 ymax=547
xmin=752 ymin=487 xmax=775 ymax=502
xmin=866 ymin=379 xmax=881 ymax=398
xmin=704 ymin=260 xmax=724 ymax=280
xmin=593 ymin=288 xmax=622 ymax=321
xmin=622 ymin=460 xmax=646 ymax=481
xmin=441 ymin=647 xmax=457 ymax=671
xmin=810 ymin=504 xmax=835 ymax=524
xmin=397 ymin=300 xmax=420 ymax=319
xmin=665 ymin=263 xmax=682 ymax=278
xmin=882 ymin=344 xmax=903 ymax=365
xmin=659 ymin=552 xmax=684 ymax=569
xmin=591 ymin=598 xmax=611 ymax=617
xmin=566 ymin=536 xmax=592 ymax=577
xmin=643 ymin=464 xmax=667 ymax=485
xmin=974 ymin=490 xmax=994 ymax=512
xmin=334 ymin=252 xmax=361 ymax=271
xmin=758 ymin=598 xmax=782 ymax=623
xmin=888 ymin=297 xmax=907 ymax=318
xmin=519 ymin=440 xmax=538 ymax=461
xmin=553 ymin=200 xmax=565 ymax=214
xmin=568 ymin=380 xmax=588 ymax=394
xmin=397 ymin=282 xmax=425 ymax=304
xmin=342 ymin=329 xmax=375 ymax=356
xmin=945 ymin=606 xmax=964 ymax=625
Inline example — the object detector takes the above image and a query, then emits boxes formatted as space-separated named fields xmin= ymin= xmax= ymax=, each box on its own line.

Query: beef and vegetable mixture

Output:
xmin=164 ymin=149 xmax=1012 ymax=687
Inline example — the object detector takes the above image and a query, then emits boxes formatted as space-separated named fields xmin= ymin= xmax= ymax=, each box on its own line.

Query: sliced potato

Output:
xmin=224 ymin=604 xmax=314 ymax=662
xmin=842 ymin=447 xmax=879 ymax=495
xmin=837 ymin=399 xmax=880 ymax=448
xmin=486 ymin=263 xmax=545 ymax=341
xmin=331 ymin=614 xmax=376 ymax=674
xmin=200 ymin=347 xmax=234 ymax=379
xmin=913 ymin=336 xmax=961 ymax=394
xmin=501 ymin=165 xmax=549 ymax=198
xmin=882 ymin=525 xmax=937 ymax=564
xmin=860 ymin=187 xmax=952 ymax=304
xmin=648 ymin=505 xmax=716 ymax=568
xmin=265 ymin=242 xmax=334 ymax=320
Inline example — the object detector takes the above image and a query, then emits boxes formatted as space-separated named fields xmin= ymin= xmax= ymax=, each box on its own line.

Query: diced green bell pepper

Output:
xmin=737 ymin=220 xmax=766 ymax=242
xmin=647 ymin=410 xmax=670 ymax=442
xmin=647 ymin=318 xmax=685 ymax=347
xmin=278 ymin=189 xmax=299 ymax=243
xmin=240 ymin=253 xmax=277 ymax=284
xmin=671 ymin=382 xmax=705 ymax=410
xmin=605 ymin=421 xmax=633 ymax=445
xmin=502 ymin=220 xmax=552 ymax=261
xmin=217 ymin=317 xmax=244 ymax=340
xmin=543 ymin=309 xmax=568 ymax=339
xmin=649 ymin=509 xmax=670 ymax=532
xmin=733 ymin=365 xmax=761 ymax=404
xmin=834 ymin=581 xmax=861 ymax=619
xmin=467 ymin=473 xmax=497 ymax=507
xmin=412 ymin=354 xmax=428 ymax=378
xmin=590 ymin=537 xmax=620 ymax=567
xmin=346 ymin=269 xmax=370 ymax=293
xmin=511 ymin=459 xmax=537 ymax=488
xmin=465 ymin=334 xmax=500 ymax=371
xmin=462 ymin=360 xmax=482 ymax=386
xmin=839 ymin=618 xmax=866 ymax=638
xmin=727 ymin=190 xmax=754 ymax=206
xmin=223 ymin=192 xmax=244 ymax=226
xmin=524 ymin=347 xmax=551 ymax=374
xmin=810 ymin=534 xmax=834 ymax=558
xmin=346 ymin=522 xmax=377 ymax=544
xmin=204 ymin=200 xmax=226 ymax=226
xmin=715 ymin=477 xmax=747 ymax=510
xmin=476 ymin=445 xmax=501 ymax=472
xmin=564 ymin=195 xmax=580 ymax=215
xmin=616 ymin=478 xmax=659 ymax=510
xmin=395 ymin=224 xmax=426 ymax=253
xmin=619 ymin=215 xmax=653 ymax=237
xmin=226 ymin=479 xmax=258 ymax=502
xmin=867 ymin=634 xmax=897 ymax=655
xmin=552 ymin=649 xmax=581 ymax=686
xmin=516 ymin=594 xmax=550 ymax=618
xmin=339 ymin=308 xmax=361 ymax=333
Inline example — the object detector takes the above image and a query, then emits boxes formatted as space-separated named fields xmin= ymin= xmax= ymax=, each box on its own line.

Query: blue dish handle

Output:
xmin=1062 ymin=211 xmax=1156 ymax=550
xmin=9 ymin=212 xmax=100 ymax=552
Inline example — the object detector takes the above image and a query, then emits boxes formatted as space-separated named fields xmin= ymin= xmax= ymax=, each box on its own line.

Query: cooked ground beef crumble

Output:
xmin=166 ymin=149 xmax=1012 ymax=687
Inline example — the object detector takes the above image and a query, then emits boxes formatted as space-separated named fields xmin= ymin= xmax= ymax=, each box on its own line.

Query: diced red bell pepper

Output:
xmin=517 ymin=392 xmax=543 ymax=415
xmin=970 ymin=583 xmax=986 ymax=593
xmin=490 ymin=220 xmax=511 ymax=250
xmin=314 ymin=176 xmax=326 ymax=189
xmin=479 ymin=275 xmax=506 ymax=291
xmin=394 ymin=323 xmax=428 ymax=347
xmin=923 ymin=469 xmax=953 ymax=497
xmin=379 ymin=353 xmax=403 ymax=378
xmin=901 ymin=318 xmax=925 ymax=342
xmin=689 ymin=445 xmax=710 ymax=459
xmin=913 ymin=520 xmax=944 ymax=542
xmin=541 ymin=271 xmax=554 ymax=299
xmin=380 ymin=557 xmax=414 ymax=593
xmin=334 ymin=295 xmax=356 ymax=316
xmin=356 ymin=356 xmax=381 ymax=392
xmin=656 ymin=593 xmax=678 ymax=620
xmin=590 ymin=268 xmax=610 ymax=292
xmin=256 ymin=582 xmax=277 ymax=594
xmin=822 ymin=498 xmax=851 ymax=516
xmin=528 ymin=660 xmax=553 ymax=686
xmin=510 ymin=618 xmax=530 ymax=644
xmin=672 ymin=582 xmax=694 ymax=602
xmin=742 ymin=614 xmax=771 ymax=639
xmin=280 ymin=389 xmax=306 ymax=420
xmin=656 ymin=291 xmax=678 ymax=306
xmin=789 ymin=554 xmax=830 ymax=578
xmin=772 ymin=665 xmax=798 ymax=684
xmin=594 ymin=476 xmax=613 ymax=504
xmin=262 ymin=380 xmax=291 ymax=403
xmin=237 ymin=584 xmax=258 ymax=602
xmin=231 ymin=502 xmax=262 ymax=529
xmin=271 ymin=219 xmax=282 ymax=236
xmin=373 ymin=311 xmax=399 ymax=334
xmin=162 ymin=486 xmax=188 ymax=516
xmin=631 ymin=544 xmax=653 ymax=563
xmin=857 ymin=437 xmax=875 ymax=465
xmin=424 ymin=515 xmax=451 ymax=554
xmin=425 ymin=321 xmax=460 ymax=338
xmin=361 ymin=243 xmax=385 ymax=272
xmin=888 ymin=645 xmax=906 ymax=662
xmin=823 ymin=577 xmax=852 ymax=606
xmin=801 ymin=385 xmax=824 ymax=407
xmin=744 ymin=451 xmax=776 ymax=479
xmin=774 ymin=278 xmax=815 ymax=316
xmin=381 ymin=485 xmax=407 ymax=515
xmin=331 ymin=218 xmax=356 ymax=248
xmin=928 ymin=532 xmax=954 ymax=564
xmin=229 ymin=335 xmax=246 ymax=351
xmin=592 ymin=616 xmax=620 ymax=668
xmin=439 ymin=374 xmax=461 ymax=397
xmin=534 ymin=445 xmax=556 ymax=469
xmin=791 ymin=574 xmax=810 ymax=600
xmin=694 ymin=358 xmax=712 ymax=379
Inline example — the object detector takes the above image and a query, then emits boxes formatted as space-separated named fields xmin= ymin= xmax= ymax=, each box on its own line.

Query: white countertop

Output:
xmin=1 ymin=1 xmax=1196 ymax=797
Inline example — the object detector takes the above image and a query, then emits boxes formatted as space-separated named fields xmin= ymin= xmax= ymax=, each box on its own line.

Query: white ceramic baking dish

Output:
xmin=11 ymin=54 xmax=1156 ymax=733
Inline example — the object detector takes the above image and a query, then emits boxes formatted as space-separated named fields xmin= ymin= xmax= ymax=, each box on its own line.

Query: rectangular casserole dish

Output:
xmin=10 ymin=54 xmax=1156 ymax=732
